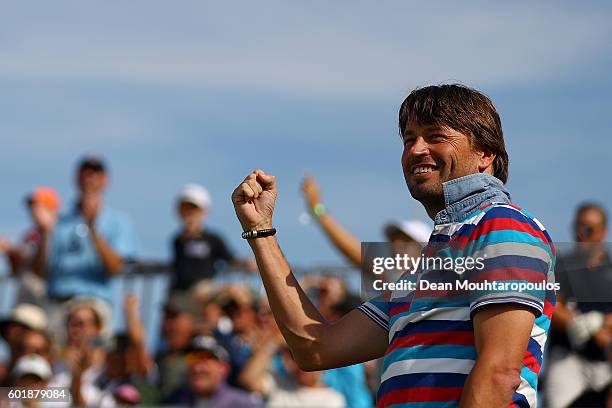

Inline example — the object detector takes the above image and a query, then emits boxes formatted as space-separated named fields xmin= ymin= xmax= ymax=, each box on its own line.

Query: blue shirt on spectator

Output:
xmin=47 ymin=206 xmax=137 ymax=303
xmin=323 ymin=363 xmax=373 ymax=408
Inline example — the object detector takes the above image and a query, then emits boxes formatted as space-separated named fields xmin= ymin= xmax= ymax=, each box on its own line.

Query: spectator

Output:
xmin=11 ymin=330 xmax=52 ymax=369
xmin=93 ymin=295 xmax=157 ymax=406
xmin=268 ymin=346 xmax=345 ymax=408
xmin=239 ymin=298 xmax=346 ymax=407
xmin=0 ymin=187 xmax=61 ymax=304
xmin=8 ymin=354 xmax=53 ymax=408
xmin=171 ymin=183 xmax=255 ymax=292
xmin=156 ymin=292 xmax=198 ymax=399
xmin=215 ymin=287 xmax=261 ymax=387
xmin=302 ymin=275 xmax=348 ymax=319
xmin=49 ymin=298 xmax=109 ymax=407
xmin=165 ymin=335 xmax=263 ymax=407
xmin=192 ymin=281 xmax=233 ymax=336
xmin=0 ymin=303 xmax=48 ymax=377
xmin=34 ymin=156 xmax=137 ymax=304
xmin=546 ymin=203 xmax=612 ymax=408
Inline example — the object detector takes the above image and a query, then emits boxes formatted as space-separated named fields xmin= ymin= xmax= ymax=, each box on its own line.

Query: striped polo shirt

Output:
xmin=359 ymin=184 xmax=556 ymax=407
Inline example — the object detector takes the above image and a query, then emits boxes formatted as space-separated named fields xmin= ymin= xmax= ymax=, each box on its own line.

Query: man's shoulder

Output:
xmin=474 ymin=203 xmax=553 ymax=241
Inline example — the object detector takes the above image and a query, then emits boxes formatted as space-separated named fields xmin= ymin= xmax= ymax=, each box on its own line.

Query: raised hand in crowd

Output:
xmin=301 ymin=174 xmax=362 ymax=267
xmin=80 ymin=192 xmax=102 ymax=228
xmin=124 ymin=294 xmax=153 ymax=377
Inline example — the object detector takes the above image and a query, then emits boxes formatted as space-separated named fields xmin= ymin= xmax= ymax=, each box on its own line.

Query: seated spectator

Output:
xmin=156 ymin=292 xmax=198 ymax=399
xmin=7 ymin=329 xmax=53 ymax=386
xmin=192 ymin=281 xmax=233 ymax=336
xmin=0 ymin=303 xmax=48 ymax=382
xmin=34 ymin=156 xmax=137 ymax=304
xmin=9 ymin=354 xmax=53 ymax=408
xmin=237 ymin=298 xmax=286 ymax=395
xmin=93 ymin=295 xmax=158 ymax=406
xmin=268 ymin=346 xmax=345 ymax=407
xmin=49 ymin=298 xmax=109 ymax=407
xmin=165 ymin=336 xmax=262 ymax=407
xmin=171 ymin=184 xmax=255 ymax=292
xmin=303 ymin=275 xmax=348 ymax=318
xmin=215 ymin=286 xmax=261 ymax=387
xmin=0 ymin=187 xmax=61 ymax=304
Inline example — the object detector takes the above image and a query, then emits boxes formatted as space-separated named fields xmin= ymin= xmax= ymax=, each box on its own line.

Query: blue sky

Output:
xmin=1 ymin=1 xmax=611 ymax=271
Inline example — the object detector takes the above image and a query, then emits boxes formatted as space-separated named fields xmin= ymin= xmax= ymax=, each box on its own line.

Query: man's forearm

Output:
xmin=33 ymin=231 xmax=49 ymax=277
xmin=238 ymin=343 xmax=276 ymax=393
xmin=248 ymin=236 xmax=329 ymax=368
xmin=89 ymin=228 xmax=123 ymax=275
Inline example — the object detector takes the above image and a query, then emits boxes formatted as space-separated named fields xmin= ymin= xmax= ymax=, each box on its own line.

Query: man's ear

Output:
xmin=478 ymin=150 xmax=496 ymax=175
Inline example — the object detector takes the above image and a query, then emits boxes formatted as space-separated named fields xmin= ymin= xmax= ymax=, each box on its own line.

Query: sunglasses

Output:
xmin=186 ymin=350 xmax=219 ymax=365
xmin=575 ymin=224 xmax=599 ymax=238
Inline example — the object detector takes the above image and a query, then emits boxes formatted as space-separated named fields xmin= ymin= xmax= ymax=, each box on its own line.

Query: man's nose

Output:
xmin=409 ymin=136 xmax=430 ymax=156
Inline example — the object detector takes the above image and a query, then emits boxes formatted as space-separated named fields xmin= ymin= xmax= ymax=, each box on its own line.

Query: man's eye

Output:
xmin=403 ymin=137 xmax=415 ymax=145
xmin=429 ymin=134 xmax=445 ymax=141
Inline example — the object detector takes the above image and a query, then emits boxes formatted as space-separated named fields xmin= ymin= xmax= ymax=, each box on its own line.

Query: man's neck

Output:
xmin=183 ymin=226 xmax=204 ymax=239
xmin=421 ymin=197 xmax=445 ymax=221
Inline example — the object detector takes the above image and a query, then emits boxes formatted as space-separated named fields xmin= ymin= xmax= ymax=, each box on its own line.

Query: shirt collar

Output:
xmin=434 ymin=173 xmax=511 ymax=225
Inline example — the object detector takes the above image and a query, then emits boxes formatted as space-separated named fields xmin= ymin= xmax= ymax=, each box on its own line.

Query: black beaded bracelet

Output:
xmin=241 ymin=228 xmax=277 ymax=239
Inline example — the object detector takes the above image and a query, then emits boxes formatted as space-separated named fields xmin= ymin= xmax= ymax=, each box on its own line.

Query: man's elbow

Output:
xmin=294 ymin=354 xmax=324 ymax=372
xmin=107 ymin=259 xmax=124 ymax=275
xmin=482 ymin=362 xmax=522 ymax=394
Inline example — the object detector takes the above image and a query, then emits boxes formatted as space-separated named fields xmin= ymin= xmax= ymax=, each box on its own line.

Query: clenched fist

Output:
xmin=232 ymin=170 xmax=277 ymax=231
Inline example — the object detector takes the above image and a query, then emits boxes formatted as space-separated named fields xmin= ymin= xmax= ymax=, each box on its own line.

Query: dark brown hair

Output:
xmin=399 ymin=84 xmax=509 ymax=183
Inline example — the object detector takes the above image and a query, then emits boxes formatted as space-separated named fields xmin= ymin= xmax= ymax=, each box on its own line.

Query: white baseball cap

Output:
xmin=384 ymin=219 xmax=432 ymax=243
xmin=0 ymin=303 xmax=48 ymax=337
xmin=12 ymin=354 xmax=52 ymax=381
xmin=178 ymin=184 xmax=211 ymax=209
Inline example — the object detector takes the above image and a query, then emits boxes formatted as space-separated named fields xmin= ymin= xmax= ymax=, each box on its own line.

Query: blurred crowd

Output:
xmin=0 ymin=155 xmax=610 ymax=407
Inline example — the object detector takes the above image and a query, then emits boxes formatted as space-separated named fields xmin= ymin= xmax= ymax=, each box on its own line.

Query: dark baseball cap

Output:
xmin=187 ymin=336 xmax=229 ymax=362
xmin=77 ymin=156 xmax=107 ymax=173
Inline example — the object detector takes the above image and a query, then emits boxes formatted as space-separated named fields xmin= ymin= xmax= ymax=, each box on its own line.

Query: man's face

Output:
xmin=575 ymin=208 xmax=607 ymax=243
xmin=401 ymin=122 xmax=491 ymax=207
xmin=162 ymin=311 xmax=194 ymax=351
xmin=227 ymin=303 xmax=256 ymax=334
xmin=67 ymin=307 xmax=100 ymax=347
xmin=178 ymin=202 xmax=206 ymax=232
xmin=18 ymin=331 xmax=51 ymax=362
xmin=77 ymin=168 xmax=107 ymax=195
xmin=187 ymin=353 xmax=226 ymax=396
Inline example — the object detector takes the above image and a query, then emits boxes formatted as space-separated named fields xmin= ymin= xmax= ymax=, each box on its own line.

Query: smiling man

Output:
xmin=231 ymin=84 xmax=556 ymax=407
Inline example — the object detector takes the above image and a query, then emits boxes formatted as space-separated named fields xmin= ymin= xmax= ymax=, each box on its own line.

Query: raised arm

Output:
xmin=124 ymin=294 xmax=153 ymax=377
xmin=301 ymin=175 xmax=361 ymax=267
xmin=232 ymin=170 xmax=387 ymax=371
xmin=31 ymin=204 xmax=57 ymax=278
